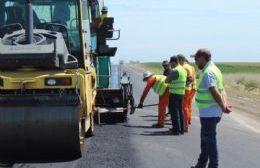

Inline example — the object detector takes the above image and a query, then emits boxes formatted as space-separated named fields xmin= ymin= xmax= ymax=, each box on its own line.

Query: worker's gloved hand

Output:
xmin=186 ymin=76 xmax=193 ymax=86
xmin=137 ymin=103 xmax=143 ymax=108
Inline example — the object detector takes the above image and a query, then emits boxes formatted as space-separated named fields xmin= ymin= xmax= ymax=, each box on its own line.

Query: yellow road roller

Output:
xmin=0 ymin=0 xmax=96 ymax=159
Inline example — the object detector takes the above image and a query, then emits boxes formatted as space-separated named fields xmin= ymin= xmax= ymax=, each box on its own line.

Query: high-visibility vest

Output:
xmin=195 ymin=62 xmax=223 ymax=109
xmin=169 ymin=65 xmax=187 ymax=95
xmin=183 ymin=63 xmax=193 ymax=90
xmin=95 ymin=14 xmax=109 ymax=26
xmin=152 ymin=75 xmax=167 ymax=96
xmin=100 ymin=14 xmax=108 ymax=22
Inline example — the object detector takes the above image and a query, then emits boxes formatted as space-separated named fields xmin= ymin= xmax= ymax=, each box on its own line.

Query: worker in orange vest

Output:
xmin=137 ymin=71 xmax=169 ymax=128
xmin=177 ymin=54 xmax=196 ymax=132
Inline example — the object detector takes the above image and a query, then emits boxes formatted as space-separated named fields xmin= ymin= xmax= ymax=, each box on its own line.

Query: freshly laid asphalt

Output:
xmin=2 ymin=66 xmax=260 ymax=168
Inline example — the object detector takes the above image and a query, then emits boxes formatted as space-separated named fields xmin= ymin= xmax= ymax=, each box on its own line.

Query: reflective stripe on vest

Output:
xmin=169 ymin=65 xmax=187 ymax=95
xmin=195 ymin=62 xmax=223 ymax=109
xmin=152 ymin=75 xmax=167 ymax=96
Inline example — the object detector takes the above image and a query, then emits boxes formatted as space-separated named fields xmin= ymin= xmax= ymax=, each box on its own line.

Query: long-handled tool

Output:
xmin=141 ymin=104 xmax=159 ymax=108
xmin=129 ymin=103 xmax=159 ymax=114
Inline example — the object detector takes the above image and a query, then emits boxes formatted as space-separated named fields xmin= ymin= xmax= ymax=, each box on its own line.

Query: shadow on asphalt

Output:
xmin=0 ymin=162 xmax=13 ymax=168
xmin=94 ymin=113 xmax=128 ymax=124
xmin=123 ymin=124 xmax=154 ymax=129
xmin=139 ymin=115 xmax=158 ymax=118
xmin=164 ymin=122 xmax=172 ymax=125
xmin=143 ymin=119 xmax=171 ymax=122
xmin=140 ymin=130 xmax=173 ymax=136
xmin=0 ymin=155 xmax=80 ymax=167
xmin=0 ymin=149 xmax=84 ymax=165
xmin=143 ymin=119 xmax=158 ymax=122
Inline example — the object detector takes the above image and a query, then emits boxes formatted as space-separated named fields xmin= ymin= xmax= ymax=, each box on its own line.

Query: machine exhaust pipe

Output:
xmin=25 ymin=0 xmax=33 ymax=44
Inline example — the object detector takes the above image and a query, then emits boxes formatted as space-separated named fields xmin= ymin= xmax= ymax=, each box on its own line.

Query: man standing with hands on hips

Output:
xmin=191 ymin=49 xmax=232 ymax=168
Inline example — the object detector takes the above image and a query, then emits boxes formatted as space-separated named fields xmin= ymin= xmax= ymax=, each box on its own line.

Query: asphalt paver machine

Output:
xmin=88 ymin=0 xmax=135 ymax=123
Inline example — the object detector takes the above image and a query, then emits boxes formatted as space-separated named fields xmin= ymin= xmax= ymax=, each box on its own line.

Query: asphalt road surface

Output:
xmin=2 ymin=66 xmax=260 ymax=168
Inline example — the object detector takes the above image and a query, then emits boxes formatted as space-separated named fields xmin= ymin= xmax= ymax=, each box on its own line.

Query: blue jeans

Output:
xmin=198 ymin=117 xmax=221 ymax=168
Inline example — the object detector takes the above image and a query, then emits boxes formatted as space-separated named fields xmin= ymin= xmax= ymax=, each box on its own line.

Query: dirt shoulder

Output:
xmin=226 ymin=87 xmax=260 ymax=124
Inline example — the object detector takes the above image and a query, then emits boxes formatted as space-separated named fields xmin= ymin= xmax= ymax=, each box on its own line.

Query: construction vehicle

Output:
xmin=0 ymin=0 xmax=97 ymax=159
xmin=88 ymin=1 xmax=135 ymax=123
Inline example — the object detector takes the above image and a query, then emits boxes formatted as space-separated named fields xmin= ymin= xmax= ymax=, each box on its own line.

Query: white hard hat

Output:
xmin=143 ymin=71 xmax=153 ymax=81
xmin=102 ymin=6 xmax=108 ymax=12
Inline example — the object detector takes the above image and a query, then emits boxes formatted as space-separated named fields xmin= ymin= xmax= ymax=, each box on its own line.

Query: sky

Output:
xmin=106 ymin=0 xmax=260 ymax=63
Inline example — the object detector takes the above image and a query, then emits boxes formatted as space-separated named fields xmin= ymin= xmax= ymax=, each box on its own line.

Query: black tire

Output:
xmin=78 ymin=118 xmax=85 ymax=157
xmin=85 ymin=113 xmax=94 ymax=137
xmin=73 ymin=118 xmax=85 ymax=159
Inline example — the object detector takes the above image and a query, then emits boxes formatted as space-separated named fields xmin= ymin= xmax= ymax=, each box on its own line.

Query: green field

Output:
xmin=133 ymin=62 xmax=260 ymax=74
xmin=130 ymin=62 xmax=260 ymax=95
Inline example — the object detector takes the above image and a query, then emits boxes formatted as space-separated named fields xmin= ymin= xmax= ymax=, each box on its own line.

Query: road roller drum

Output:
xmin=0 ymin=95 xmax=82 ymax=160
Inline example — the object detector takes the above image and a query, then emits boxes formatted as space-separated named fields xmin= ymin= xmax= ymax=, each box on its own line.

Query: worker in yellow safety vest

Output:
xmin=165 ymin=56 xmax=187 ymax=135
xmin=95 ymin=6 xmax=109 ymax=26
xmin=137 ymin=71 xmax=169 ymax=128
xmin=100 ymin=6 xmax=109 ymax=23
xmin=177 ymin=54 xmax=196 ymax=132
xmin=190 ymin=49 xmax=231 ymax=168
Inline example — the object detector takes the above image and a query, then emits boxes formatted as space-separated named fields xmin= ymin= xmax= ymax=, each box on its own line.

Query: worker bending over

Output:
xmin=138 ymin=71 xmax=169 ymax=128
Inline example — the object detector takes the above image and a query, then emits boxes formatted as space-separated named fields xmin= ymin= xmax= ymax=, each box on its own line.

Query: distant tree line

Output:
xmin=129 ymin=60 xmax=140 ymax=64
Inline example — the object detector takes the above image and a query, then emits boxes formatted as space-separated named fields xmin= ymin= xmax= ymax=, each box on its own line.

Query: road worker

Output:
xmin=162 ymin=60 xmax=171 ymax=116
xmin=95 ymin=6 xmax=109 ymax=26
xmin=162 ymin=60 xmax=170 ymax=76
xmin=100 ymin=6 xmax=108 ymax=22
xmin=177 ymin=54 xmax=196 ymax=132
xmin=165 ymin=56 xmax=187 ymax=135
xmin=190 ymin=49 xmax=231 ymax=168
xmin=137 ymin=71 xmax=169 ymax=128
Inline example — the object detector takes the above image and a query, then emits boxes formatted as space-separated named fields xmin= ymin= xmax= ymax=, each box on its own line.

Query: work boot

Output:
xmin=169 ymin=128 xmax=179 ymax=135
xmin=191 ymin=162 xmax=207 ymax=168
xmin=207 ymin=163 xmax=218 ymax=168
xmin=152 ymin=124 xmax=164 ymax=128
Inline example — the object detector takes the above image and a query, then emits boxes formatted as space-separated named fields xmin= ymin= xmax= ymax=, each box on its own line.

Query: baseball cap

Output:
xmin=162 ymin=60 xmax=169 ymax=65
xmin=191 ymin=49 xmax=211 ymax=58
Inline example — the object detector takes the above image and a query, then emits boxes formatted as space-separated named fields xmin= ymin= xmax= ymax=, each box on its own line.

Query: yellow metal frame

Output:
xmin=0 ymin=0 xmax=97 ymax=137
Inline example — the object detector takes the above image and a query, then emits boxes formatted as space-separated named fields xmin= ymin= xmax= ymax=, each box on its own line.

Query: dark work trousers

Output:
xmin=198 ymin=117 xmax=221 ymax=168
xmin=168 ymin=93 xmax=184 ymax=134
